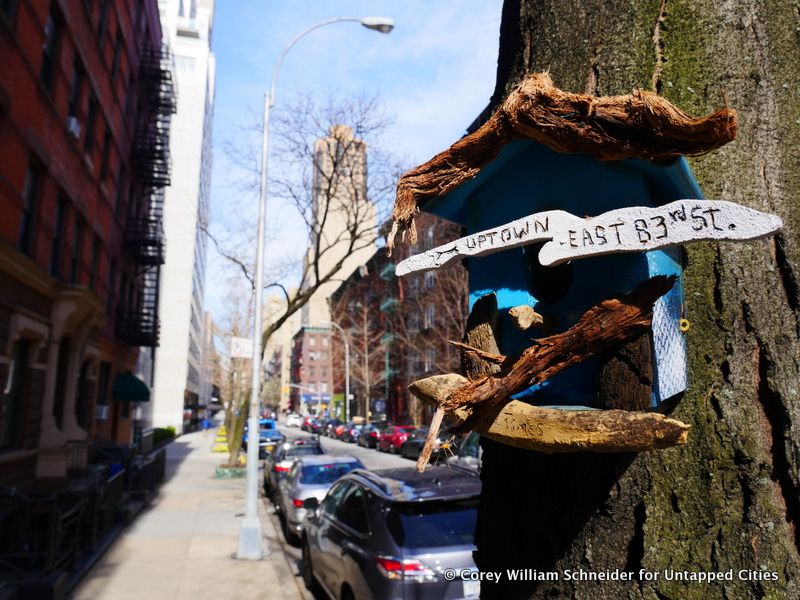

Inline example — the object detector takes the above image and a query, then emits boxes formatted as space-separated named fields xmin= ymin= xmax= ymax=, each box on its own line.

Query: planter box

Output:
xmin=214 ymin=466 xmax=246 ymax=479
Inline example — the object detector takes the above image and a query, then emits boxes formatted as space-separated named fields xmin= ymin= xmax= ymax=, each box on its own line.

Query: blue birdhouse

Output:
xmin=391 ymin=74 xmax=783 ymax=454
xmin=422 ymin=142 xmax=700 ymax=410
xmin=388 ymin=74 xmax=792 ymax=442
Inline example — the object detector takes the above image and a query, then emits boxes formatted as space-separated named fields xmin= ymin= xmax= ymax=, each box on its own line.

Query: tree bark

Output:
xmin=475 ymin=1 xmax=800 ymax=599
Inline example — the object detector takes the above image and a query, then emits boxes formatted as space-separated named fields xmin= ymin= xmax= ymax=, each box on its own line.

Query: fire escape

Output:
xmin=117 ymin=45 xmax=177 ymax=347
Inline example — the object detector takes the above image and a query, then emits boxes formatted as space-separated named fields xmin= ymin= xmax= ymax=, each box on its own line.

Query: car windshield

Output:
xmin=287 ymin=446 xmax=322 ymax=457
xmin=386 ymin=497 xmax=479 ymax=548
xmin=300 ymin=462 xmax=361 ymax=485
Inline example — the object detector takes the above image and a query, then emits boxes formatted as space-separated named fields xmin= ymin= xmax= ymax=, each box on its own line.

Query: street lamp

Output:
xmin=238 ymin=16 xmax=394 ymax=561
xmin=322 ymin=321 xmax=350 ymax=423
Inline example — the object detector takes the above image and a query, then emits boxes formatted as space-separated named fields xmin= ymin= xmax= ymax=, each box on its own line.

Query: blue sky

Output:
xmin=206 ymin=1 xmax=503 ymax=320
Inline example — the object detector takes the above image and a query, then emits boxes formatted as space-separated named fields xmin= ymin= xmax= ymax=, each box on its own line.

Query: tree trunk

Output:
xmin=475 ymin=1 xmax=800 ymax=599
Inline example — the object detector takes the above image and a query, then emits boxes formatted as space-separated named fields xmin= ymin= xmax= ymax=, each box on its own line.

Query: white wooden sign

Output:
xmin=395 ymin=200 xmax=783 ymax=276
xmin=230 ymin=336 xmax=254 ymax=359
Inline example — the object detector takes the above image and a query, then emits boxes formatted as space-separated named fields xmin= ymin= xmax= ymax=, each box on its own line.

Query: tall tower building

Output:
xmin=150 ymin=0 xmax=215 ymax=432
xmin=302 ymin=124 xmax=376 ymax=326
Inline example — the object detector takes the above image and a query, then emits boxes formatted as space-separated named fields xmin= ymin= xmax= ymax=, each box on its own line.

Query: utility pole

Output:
xmin=362 ymin=304 xmax=370 ymax=425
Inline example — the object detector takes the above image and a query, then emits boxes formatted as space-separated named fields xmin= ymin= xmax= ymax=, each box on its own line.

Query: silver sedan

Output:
xmin=275 ymin=454 xmax=364 ymax=545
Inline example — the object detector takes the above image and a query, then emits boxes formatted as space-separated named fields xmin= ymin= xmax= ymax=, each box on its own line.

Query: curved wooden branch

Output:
xmin=408 ymin=276 xmax=690 ymax=461
xmin=388 ymin=72 xmax=737 ymax=251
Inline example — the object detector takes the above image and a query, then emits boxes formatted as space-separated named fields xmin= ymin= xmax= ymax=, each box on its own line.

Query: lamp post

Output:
xmin=238 ymin=16 xmax=394 ymax=561
xmin=323 ymin=321 xmax=350 ymax=423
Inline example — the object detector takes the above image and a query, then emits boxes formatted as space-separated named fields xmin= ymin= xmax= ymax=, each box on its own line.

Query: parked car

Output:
xmin=242 ymin=419 xmax=285 ymax=459
xmin=286 ymin=413 xmax=302 ymax=428
xmin=356 ymin=424 xmax=382 ymax=448
xmin=275 ymin=455 xmax=365 ymax=544
xmin=378 ymin=425 xmax=416 ymax=454
xmin=333 ymin=423 xmax=348 ymax=439
xmin=321 ymin=418 xmax=342 ymax=438
xmin=301 ymin=415 xmax=315 ymax=432
xmin=446 ymin=432 xmax=482 ymax=473
xmin=337 ymin=422 xmax=361 ymax=443
xmin=400 ymin=427 xmax=460 ymax=461
xmin=263 ymin=437 xmax=324 ymax=498
xmin=301 ymin=466 xmax=481 ymax=600
xmin=308 ymin=418 xmax=322 ymax=434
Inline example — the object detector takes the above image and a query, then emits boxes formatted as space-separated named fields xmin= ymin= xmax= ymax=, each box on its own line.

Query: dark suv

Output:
xmin=301 ymin=466 xmax=481 ymax=600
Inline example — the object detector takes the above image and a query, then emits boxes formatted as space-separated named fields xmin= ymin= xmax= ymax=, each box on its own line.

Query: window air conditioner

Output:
xmin=95 ymin=404 xmax=110 ymax=420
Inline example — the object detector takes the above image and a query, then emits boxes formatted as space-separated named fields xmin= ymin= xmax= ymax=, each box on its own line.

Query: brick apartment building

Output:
xmin=288 ymin=326 xmax=333 ymax=416
xmin=0 ymin=0 xmax=174 ymax=484
xmin=329 ymin=213 xmax=469 ymax=424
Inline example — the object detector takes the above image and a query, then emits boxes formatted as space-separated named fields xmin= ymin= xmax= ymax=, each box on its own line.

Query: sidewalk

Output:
xmin=73 ymin=429 xmax=304 ymax=599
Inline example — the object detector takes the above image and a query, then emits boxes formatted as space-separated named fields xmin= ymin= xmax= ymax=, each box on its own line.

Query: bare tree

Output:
xmin=330 ymin=279 xmax=393 ymax=417
xmin=208 ymin=93 xmax=401 ymax=463
xmin=213 ymin=277 xmax=253 ymax=468
xmin=391 ymin=214 xmax=469 ymax=423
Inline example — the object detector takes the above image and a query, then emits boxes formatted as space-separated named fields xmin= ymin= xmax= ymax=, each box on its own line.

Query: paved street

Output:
xmin=263 ymin=424 xmax=412 ymax=599
xmin=279 ymin=424 xmax=410 ymax=470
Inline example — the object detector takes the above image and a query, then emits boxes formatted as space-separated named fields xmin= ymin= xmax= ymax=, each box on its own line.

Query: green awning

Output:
xmin=112 ymin=372 xmax=150 ymax=403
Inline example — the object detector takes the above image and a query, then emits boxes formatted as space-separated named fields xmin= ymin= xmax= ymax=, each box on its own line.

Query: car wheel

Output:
xmin=340 ymin=584 xmax=355 ymax=600
xmin=282 ymin=516 xmax=299 ymax=546
xmin=301 ymin=539 xmax=320 ymax=593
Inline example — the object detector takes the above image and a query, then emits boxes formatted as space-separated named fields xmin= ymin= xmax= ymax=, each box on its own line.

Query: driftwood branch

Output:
xmin=409 ymin=276 xmax=691 ymax=455
xmin=452 ymin=399 xmax=689 ymax=453
xmin=508 ymin=305 xmax=544 ymax=330
xmin=444 ymin=275 xmax=676 ymax=411
xmin=448 ymin=340 xmax=507 ymax=365
xmin=388 ymin=72 xmax=737 ymax=251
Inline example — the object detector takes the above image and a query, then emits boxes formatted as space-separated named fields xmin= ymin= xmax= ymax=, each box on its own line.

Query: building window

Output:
xmin=320 ymin=382 xmax=328 ymax=394
xmin=406 ymin=277 xmax=419 ymax=294
xmin=70 ymin=217 xmax=85 ymax=283
xmin=97 ymin=362 xmax=111 ymax=405
xmin=424 ymin=271 xmax=436 ymax=290
xmin=97 ymin=0 xmax=110 ymax=44
xmin=99 ymin=128 xmax=111 ymax=180
xmin=17 ymin=162 xmax=42 ymax=257
xmin=75 ymin=360 xmax=91 ymax=430
xmin=84 ymin=95 xmax=98 ymax=154
xmin=39 ymin=4 xmax=61 ymax=94
xmin=119 ymin=272 xmax=128 ymax=311
xmin=424 ymin=348 xmax=436 ymax=373
xmin=322 ymin=337 xmax=328 ymax=347
xmin=50 ymin=196 xmax=67 ymax=276
xmin=424 ymin=304 xmax=435 ymax=329
xmin=1 ymin=0 xmax=18 ymax=27
xmin=407 ymin=313 xmax=419 ymax=333
xmin=309 ymin=337 xmax=316 ymax=347
xmin=107 ymin=259 xmax=116 ymax=313
xmin=425 ymin=226 xmax=435 ymax=249
xmin=124 ymin=73 xmax=135 ymax=120
xmin=1 ymin=340 xmax=30 ymax=449
xmin=110 ymin=32 xmax=122 ymax=85
xmin=89 ymin=236 xmax=100 ymax=288
xmin=114 ymin=164 xmax=126 ymax=211
xmin=67 ymin=59 xmax=84 ymax=118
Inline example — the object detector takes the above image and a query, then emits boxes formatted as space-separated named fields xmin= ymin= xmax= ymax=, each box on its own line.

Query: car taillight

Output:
xmin=375 ymin=556 xmax=437 ymax=582
xmin=273 ymin=464 xmax=290 ymax=473
xmin=370 ymin=432 xmax=377 ymax=437
xmin=292 ymin=499 xmax=304 ymax=508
